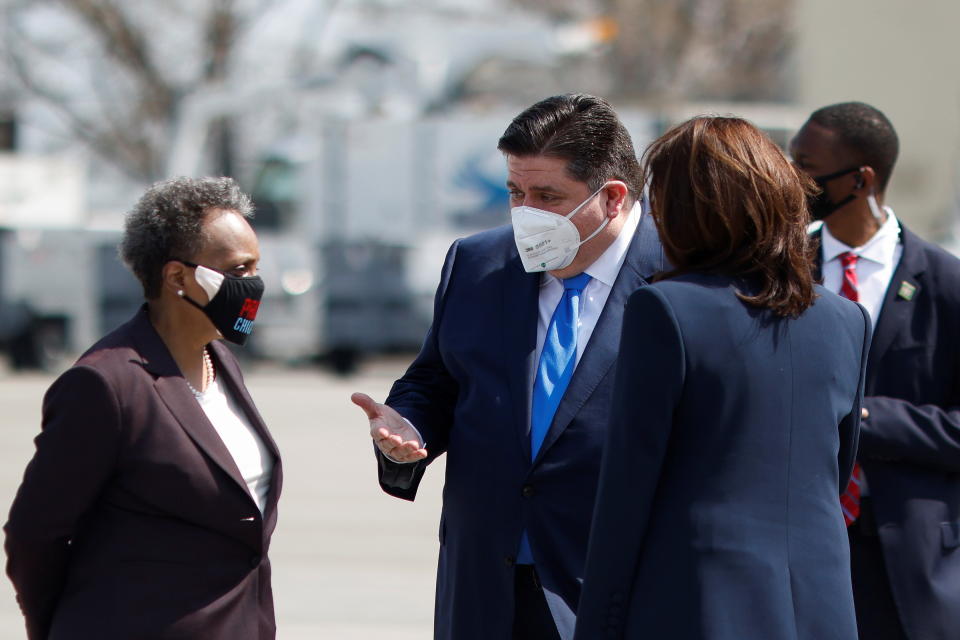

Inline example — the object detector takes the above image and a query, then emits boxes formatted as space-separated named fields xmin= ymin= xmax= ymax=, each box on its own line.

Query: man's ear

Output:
xmin=160 ymin=260 xmax=189 ymax=296
xmin=857 ymin=166 xmax=877 ymax=193
xmin=603 ymin=181 xmax=630 ymax=217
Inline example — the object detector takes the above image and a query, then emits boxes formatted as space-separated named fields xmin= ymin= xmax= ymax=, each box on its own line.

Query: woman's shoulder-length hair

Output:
xmin=642 ymin=115 xmax=817 ymax=317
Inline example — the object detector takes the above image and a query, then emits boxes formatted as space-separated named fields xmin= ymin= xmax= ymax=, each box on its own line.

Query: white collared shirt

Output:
xmin=821 ymin=207 xmax=903 ymax=327
xmin=534 ymin=199 xmax=642 ymax=368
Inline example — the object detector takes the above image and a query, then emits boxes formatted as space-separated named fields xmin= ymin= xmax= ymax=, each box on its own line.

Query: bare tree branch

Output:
xmin=2 ymin=0 xmax=269 ymax=179
xmin=57 ymin=0 xmax=175 ymax=120
xmin=7 ymin=44 xmax=155 ymax=178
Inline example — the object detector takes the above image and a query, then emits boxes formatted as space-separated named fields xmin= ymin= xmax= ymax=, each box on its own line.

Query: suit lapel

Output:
xmin=130 ymin=310 xmax=256 ymax=501
xmin=503 ymin=257 xmax=541 ymax=462
xmin=814 ymin=223 xmax=926 ymax=391
xmin=208 ymin=341 xmax=283 ymax=524
xmin=867 ymin=227 xmax=926 ymax=385
xmin=209 ymin=342 xmax=281 ymax=460
xmin=153 ymin=376 xmax=250 ymax=493
xmin=534 ymin=211 xmax=665 ymax=464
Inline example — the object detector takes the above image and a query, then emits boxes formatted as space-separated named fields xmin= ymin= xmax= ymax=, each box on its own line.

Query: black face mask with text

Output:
xmin=808 ymin=166 xmax=861 ymax=221
xmin=178 ymin=260 xmax=265 ymax=346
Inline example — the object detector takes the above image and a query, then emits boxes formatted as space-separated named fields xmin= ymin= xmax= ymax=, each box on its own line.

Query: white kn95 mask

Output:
xmin=511 ymin=183 xmax=609 ymax=272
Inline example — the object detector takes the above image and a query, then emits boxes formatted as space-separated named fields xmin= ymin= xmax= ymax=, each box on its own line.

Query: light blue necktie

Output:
xmin=517 ymin=272 xmax=591 ymax=565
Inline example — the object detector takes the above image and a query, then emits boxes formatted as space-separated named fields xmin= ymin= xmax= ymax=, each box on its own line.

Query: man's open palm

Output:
xmin=351 ymin=392 xmax=428 ymax=463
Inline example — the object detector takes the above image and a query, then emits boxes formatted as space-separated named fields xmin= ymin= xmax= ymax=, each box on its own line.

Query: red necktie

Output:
xmin=838 ymin=251 xmax=863 ymax=526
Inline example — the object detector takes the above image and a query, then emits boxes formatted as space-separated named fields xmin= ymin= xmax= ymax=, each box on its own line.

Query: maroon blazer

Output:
xmin=4 ymin=306 xmax=282 ymax=639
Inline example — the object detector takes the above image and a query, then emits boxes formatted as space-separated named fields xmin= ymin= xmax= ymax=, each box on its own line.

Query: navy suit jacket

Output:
xmin=815 ymin=224 xmax=960 ymax=639
xmin=5 ymin=307 xmax=282 ymax=639
xmin=377 ymin=213 xmax=665 ymax=640
xmin=575 ymin=275 xmax=870 ymax=640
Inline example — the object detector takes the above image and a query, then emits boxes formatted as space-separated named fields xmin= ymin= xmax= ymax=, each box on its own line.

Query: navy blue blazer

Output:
xmin=815 ymin=224 xmax=960 ymax=639
xmin=377 ymin=213 xmax=665 ymax=640
xmin=575 ymin=275 xmax=870 ymax=640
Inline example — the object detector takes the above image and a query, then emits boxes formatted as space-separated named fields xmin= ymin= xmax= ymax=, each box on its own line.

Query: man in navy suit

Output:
xmin=351 ymin=93 xmax=664 ymax=640
xmin=792 ymin=101 xmax=960 ymax=640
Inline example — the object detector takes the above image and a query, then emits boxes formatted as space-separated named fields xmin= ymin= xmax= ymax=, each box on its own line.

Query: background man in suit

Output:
xmin=351 ymin=93 xmax=664 ymax=640
xmin=791 ymin=102 xmax=960 ymax=640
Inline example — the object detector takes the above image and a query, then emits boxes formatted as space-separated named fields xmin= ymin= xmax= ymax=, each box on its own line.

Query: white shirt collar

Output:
xmin=821 ymin=206 xmax=901 ymax=267
xmin=540 ymin=199 xmax=642 ymax=290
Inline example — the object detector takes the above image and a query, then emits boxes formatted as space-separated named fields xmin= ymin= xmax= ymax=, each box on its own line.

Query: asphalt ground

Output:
xmin=0 ymin=356 xmax=442 ymax=639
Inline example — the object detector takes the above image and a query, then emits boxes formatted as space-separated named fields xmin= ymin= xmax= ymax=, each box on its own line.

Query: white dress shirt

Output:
xmin=821 ymin=207 xmax=902 ymax=497
xmin=821 ymin=207 xmax=903 ymax=327
xmin=196 ymin=376 xmax=274 ymax=514
xmin=534 ymin=199 xmax=642 ymax=367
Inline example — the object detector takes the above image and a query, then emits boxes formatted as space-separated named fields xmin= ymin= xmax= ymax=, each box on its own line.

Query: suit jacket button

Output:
xmin=249 ymin=554 xmax=261 ymax=568
xmin=521 ymin=484 xmax=535 ymax=498
xmin=504 ymin=555 xmax=515 ymax=568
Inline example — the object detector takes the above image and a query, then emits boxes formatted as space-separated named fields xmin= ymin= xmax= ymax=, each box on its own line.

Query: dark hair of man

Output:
xmin=497 ymin=93 xmax=643 ymax=200
xmin=643 ymin=116 xmax=817 ymax=317
xmin=808 ymin=101 xmax=899 ymax=191
xmin=120 ymin=176 xmax=253 ymax=299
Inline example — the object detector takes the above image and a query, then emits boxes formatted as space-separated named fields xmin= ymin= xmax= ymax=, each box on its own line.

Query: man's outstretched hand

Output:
xmin=351 ymin=392 xmax=428 ymax=463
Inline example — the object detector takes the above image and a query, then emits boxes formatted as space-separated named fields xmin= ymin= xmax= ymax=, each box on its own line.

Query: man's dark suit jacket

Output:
xmin=4 ymin=307 xmax=282 ymax=639
xmin=815 ymin=224 xmax=960 ymax=640
xmin=376 ymin=213 xmax=665 ymax=640
xmin=575 ymin=275 xmax=870 ymax=640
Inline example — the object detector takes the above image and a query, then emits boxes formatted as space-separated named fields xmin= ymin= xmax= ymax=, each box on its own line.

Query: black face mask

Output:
xmin=807 ymin=166 xmax=861 ymax=221
xmin=177 ymin=260 xmax=265 ymax=346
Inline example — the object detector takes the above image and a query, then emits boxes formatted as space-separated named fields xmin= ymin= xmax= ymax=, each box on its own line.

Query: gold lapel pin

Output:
xmin=897 ymin=281 xmax=916 ymax=301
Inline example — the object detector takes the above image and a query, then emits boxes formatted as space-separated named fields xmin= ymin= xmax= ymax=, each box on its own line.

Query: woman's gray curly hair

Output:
xmin=120 ymin=176 xmax=254 ymax=299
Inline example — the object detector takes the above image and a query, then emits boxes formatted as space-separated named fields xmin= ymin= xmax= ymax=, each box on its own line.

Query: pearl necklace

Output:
xmin=185 ymin=348 xmax=215 ymax=398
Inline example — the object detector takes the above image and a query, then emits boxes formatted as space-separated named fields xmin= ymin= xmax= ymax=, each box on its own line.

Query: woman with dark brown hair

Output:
xmin=574 ymin=117 xmax=870 ymax=640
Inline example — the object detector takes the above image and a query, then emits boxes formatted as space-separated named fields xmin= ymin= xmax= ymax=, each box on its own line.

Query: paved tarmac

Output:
xmin=0 ymin=357 xmax=442 ymax=639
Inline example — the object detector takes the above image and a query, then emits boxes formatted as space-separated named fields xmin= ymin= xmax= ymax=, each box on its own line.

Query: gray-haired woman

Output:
xmin=5 ymin=177 xmax=282 ymax=639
